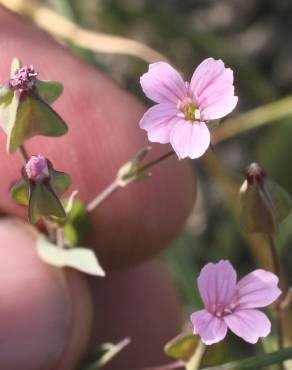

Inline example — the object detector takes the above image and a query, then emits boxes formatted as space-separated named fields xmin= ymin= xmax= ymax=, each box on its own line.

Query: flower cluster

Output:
xmin=10 ymin=65 xmax=38 ymax=91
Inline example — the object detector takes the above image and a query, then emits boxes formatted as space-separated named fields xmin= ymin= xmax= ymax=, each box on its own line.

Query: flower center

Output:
xmin=177 ymin=100 xmax=201 ymax=121
xmin=213 ymin=302 xmax=236 ymax=318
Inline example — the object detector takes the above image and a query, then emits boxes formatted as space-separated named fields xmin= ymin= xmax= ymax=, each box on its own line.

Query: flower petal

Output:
xmin=169 ymin=120 xmax=210 ymax=159
xmin=224 ymin=309 xmax=271 ymax=344
xmin=140 ymin=62 xmax=187 ymax=104
xmin=235 ymin=269 xmax=281 ymax=309
xmin=197 ymin=260 xmax=237 ymax=311
xmin=190 ymin=58 xmax=238 ymax=120
xmin=190 ymin=309 xmax=227 ymax=345
xmin=139 ymin=103 xmax=179 ymax=143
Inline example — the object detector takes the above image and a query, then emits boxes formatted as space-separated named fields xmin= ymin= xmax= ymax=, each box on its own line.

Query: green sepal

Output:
xmin=239 ymin=178 xmax=292 ymax=234
xmin=10 ymin=58 xmax=22 ymax=77
xmin=36 ymin=80 xmax=63 ymax=104
xmin=10 ymin=179 xmax=29 ymax=206
xmin=50 ymin=170 xmax=71 ymax=196
xmin=63 ymin=199 xmax=90 ymax=247
xmin=164 ymin=333 xmax=200 ymax=362
xmin=29 ymin=182 xmax=66 ymax=224
xmin=7 ymin=92 xmax=68 ymax=153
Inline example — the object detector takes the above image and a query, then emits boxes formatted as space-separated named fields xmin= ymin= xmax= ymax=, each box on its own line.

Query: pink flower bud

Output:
xmin=245 ymin=162 xmax=266 ymax=185
xmin=10 ymin=65 xmax=38 ymax=91
xmin=25 ymin=155 xmax=49 ymax=182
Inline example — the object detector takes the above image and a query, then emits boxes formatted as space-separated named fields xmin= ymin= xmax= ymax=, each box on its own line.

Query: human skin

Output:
xmin=0 ymin=6 xmax=195 ymax=370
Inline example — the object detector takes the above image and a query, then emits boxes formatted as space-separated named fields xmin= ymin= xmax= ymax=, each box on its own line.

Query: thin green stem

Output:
xmin=137 ymin=150 xmax=175 ymax=173
xmin=267 ymin=234 xmax=284 ymax=369
xmin=18 ymin=144 xmax=30 ymax=164
xmin=86 ymin=149 xmax=175 ymax=213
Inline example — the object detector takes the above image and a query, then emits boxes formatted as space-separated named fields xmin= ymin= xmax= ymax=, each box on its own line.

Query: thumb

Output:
xmin=0 ymin=218 xmax=93 ymax=370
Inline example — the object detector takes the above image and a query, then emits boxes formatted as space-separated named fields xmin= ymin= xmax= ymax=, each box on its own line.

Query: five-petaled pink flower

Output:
xmin=139 ymin=58 xmax=238 ymax=159
xmin=190 ymin=260 xmax=281 ymax=345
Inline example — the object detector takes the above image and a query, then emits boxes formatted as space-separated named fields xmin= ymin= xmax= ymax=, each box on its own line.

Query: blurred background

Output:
xmin=3 ymin=0 xmax=292 ymax=367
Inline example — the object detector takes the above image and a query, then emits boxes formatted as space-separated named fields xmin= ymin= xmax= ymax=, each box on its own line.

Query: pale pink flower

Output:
xmin=139 ymin=58 xmax=238 ymax=159
xmin=190 ymin=260 xmax=281 ymax=345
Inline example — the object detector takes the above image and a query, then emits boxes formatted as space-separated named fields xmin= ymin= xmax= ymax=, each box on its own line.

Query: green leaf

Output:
xmin=63 ymin=199 xmax=90 ymax=247
xmin=36 ymin=80 xmax=63 ymax=104
xmin=200 ymin=347 xmax=292 ymax=370
xmin=10 ymin=179 xmax=29 ymax=206
xmin=36 ymin=236 xmax=105 ymax=276
xmin=10 ymin=57 xmax=21 ymax=77
xmin=0 ymin=85 xmax=13 ymax=106
xmin=7 ymin=93 xmax=68 ymax=153
xmin=165 ymin=334 xmax=200 ymax=362
xmin=50 ymin=170 xmax=72 ymax=196
xmin=29 ymin=182 xmax=66 ymax=224
xmin=78 ymin=338 xmax=130 ymax=370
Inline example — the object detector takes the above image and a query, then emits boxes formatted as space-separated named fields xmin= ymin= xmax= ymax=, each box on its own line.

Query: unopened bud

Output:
xmin=25 ymin=155 xmax=49 ymax=182
xmin=239 ymin=162 xmax=292 ymax=234
xmin=10 ymin=65 xmax=38 ymax=91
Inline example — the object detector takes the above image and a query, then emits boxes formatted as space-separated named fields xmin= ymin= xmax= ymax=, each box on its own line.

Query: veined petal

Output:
xmin=170 ymin=120 xmax=210 ymax=159
xmin=190 ymin=58 xmax=238 ymax=120
xmin=140 ymin=62 xmax=187 ymax=104
xmin=235 ymin=269 xmax=281 ymax=309
xmin=197 ymin=260 xmax=237 ymax=311
xmin=139 ymin=103 xmax=179 ymax=144
xmin=190 ymin=309 xmax=227 ymax=345
xmin=224 ymin=309 xmax=271 ymax=344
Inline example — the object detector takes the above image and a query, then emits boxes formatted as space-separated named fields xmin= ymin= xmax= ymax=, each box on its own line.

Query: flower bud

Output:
xmin=239 ymin=162 xmax=292 ymax=234
xmin=25 ymin=155 xmax=49 ymax=182
xmin=10 ymin=65 xmax=38 ymax=91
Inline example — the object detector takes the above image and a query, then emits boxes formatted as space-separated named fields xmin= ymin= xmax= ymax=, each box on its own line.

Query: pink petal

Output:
xmin=235 ymin=269 xmax=281 ymax=309
xmin=140 ymin=62 xmax=187 ymax=104
xmin=224 ymin=309 xmax=271 ymax=344
xmin=169 ymin=120 xmax=210 ymax=159
xmin=190 ymin=58 xmax=238 ymax=120
xmin=139 ymin=103 xmax=179 ymax=144
xmin=190 ymin=309 xmax=227 ymax=345
xmin=197 ymin=260 xmax=237 ymax=311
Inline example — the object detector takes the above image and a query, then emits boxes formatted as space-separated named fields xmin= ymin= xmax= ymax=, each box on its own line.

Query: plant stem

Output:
xmin=18 ymin=144 xmax=29 ymax=164
xmin=132 ymin=361 xmax=184 ymax=370
xmin=86 ymin=179 xmax=120 ymax=212
xmin=137 ymin=150 xmax=175 ymax=173
xmin=267 ymin=234 xmax=284 ymax=367
xmin=86 ymin=149 xmax=175 ymax=213
xmin=56 ymin=227 xmax=65 ymax=248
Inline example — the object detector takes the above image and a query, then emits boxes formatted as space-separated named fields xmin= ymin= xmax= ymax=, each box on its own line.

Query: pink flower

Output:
xmin=139 ymin=58 xmax=238 ymax=159
xmin=190 ymin=260 xmax=281 ymax=345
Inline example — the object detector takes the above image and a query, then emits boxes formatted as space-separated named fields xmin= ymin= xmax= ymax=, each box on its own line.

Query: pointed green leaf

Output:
xmin=78 ymin=338 xmax=130 ymax=370
xmin=10 ymin=58 xmax=22 ymax=77
xmin=9 ymin=179 xmax=29 ymax=206
xmin=36 ymin=236 xmax=105 ymax=276
xmin=7 ymin=93 xmax=68 ymax=153
xmin=36 ymin=80 xmax=63 ymax=104
xmin=51 ymin=170 xmax=72 ymax=196
xmin=29 ymin=182 xmax=66 ymax=224
xmin=165 ymin=334 xmax=200 ymax=362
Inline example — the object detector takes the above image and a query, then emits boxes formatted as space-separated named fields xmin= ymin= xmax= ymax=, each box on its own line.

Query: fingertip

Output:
xmin=0 ymin=218 xmax=93 ymax=370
